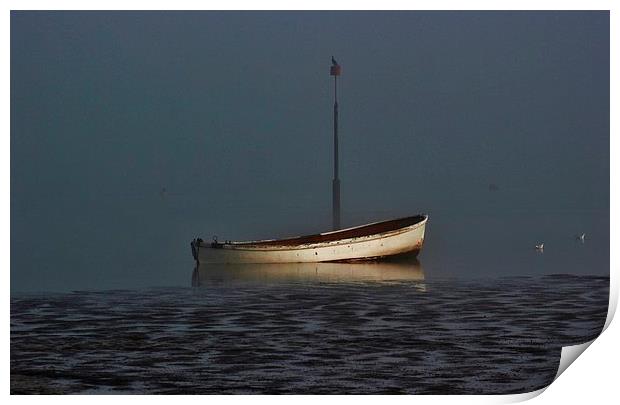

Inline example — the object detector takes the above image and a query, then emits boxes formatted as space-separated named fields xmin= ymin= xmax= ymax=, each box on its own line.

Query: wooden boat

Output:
xmin=190 ymin=60 xmax=429 ymax=265
xmin=191 ymin=214 xmax=427 ymax=264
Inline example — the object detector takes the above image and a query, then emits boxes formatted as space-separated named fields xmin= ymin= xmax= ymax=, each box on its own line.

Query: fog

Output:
xmin=11 ymin=11 xmax=609 ymax=292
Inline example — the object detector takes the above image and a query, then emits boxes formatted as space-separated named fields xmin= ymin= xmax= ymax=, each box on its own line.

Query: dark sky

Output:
xmin=11 ymin=11 xmax=609 ymax=292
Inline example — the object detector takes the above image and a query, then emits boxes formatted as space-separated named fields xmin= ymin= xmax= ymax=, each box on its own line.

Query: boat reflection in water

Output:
xmin=191 ymin=258 xmax=425 ymax=289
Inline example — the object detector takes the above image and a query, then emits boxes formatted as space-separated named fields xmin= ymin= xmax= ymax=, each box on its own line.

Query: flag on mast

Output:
xmin=330 ymin=56 xmax=341 ymax=76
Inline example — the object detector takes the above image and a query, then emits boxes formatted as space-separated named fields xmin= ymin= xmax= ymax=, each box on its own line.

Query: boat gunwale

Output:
xmin=202 ymin=215 xmax=428 ymax=252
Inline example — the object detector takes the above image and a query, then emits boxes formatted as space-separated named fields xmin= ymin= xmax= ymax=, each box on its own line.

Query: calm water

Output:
xmin=11 ymin=208 xmax=610 ymax=394
xmin=11 ymin=263 xmax=608 ymax=394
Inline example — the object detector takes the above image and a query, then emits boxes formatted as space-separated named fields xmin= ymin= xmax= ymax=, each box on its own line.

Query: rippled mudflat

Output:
xmin=11 ymin=266 xmax=608 ymax=394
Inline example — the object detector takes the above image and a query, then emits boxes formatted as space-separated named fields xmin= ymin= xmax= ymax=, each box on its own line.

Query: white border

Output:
xmin=4 ymin=2 xmax=617 ymax=404
xmin=1 ymin=1 xmax=617 ymax=11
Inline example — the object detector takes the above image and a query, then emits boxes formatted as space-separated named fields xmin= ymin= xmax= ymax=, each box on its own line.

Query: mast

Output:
xmin=330 ymin=57 xmax=341 ymax=230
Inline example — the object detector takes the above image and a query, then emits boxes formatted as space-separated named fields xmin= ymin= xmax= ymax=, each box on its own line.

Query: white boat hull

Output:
xmin=192 ymin=215 xmax=427 ymax=264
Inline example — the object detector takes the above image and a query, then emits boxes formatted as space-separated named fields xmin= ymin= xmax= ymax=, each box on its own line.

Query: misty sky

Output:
xmin=11 ymin=11 xmax=609 ymax=292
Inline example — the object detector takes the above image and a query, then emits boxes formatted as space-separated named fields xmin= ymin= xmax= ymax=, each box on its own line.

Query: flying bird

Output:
xmin=577 ymin=233 xmax=586 ymax=242
xmin=535 ymin=243 xmax=544 ymax=251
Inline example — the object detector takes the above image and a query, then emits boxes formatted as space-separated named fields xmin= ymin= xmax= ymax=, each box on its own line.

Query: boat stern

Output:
xmin=190 ymin=237 xmax=203 ymax=264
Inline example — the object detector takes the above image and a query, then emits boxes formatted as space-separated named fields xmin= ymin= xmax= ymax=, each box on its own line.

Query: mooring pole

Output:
xmin=330 ymin=57 xmax=341 ymax=230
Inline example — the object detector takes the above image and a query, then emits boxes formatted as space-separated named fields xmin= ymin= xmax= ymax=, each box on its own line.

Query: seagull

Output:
xmin=577 ymin=233 xmax=586 ymax=242
xmin=535 ymin=243 xmax=544 ymax=251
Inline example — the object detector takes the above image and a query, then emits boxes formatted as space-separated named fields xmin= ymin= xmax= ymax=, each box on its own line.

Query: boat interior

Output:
xmin=237 ymin=215 xmax=427 ymax=247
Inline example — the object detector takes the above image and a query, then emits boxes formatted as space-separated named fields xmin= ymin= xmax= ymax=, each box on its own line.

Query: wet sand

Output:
xmin=11 ymin=271 xmax=608 ymax=394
